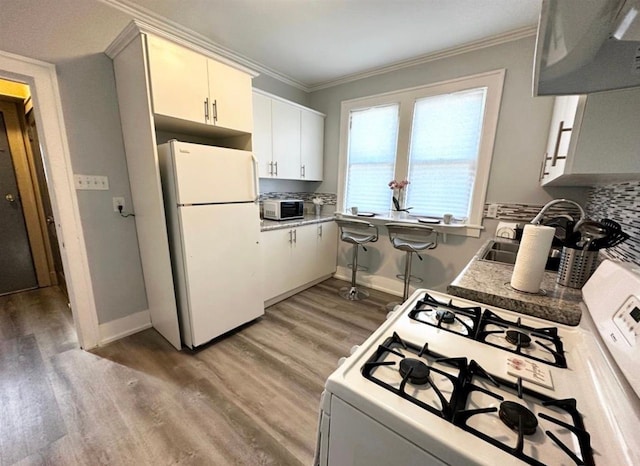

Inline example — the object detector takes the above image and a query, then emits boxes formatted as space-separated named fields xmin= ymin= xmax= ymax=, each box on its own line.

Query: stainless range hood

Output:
xmin=534 ymin=0 xmax=640 ymax=95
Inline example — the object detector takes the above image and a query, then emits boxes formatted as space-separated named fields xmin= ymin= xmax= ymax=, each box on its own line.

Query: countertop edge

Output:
xmin=261 ymin=214 xmax=335 ymax=232
xmin=447 ymin=239 xmax=583 ymax=326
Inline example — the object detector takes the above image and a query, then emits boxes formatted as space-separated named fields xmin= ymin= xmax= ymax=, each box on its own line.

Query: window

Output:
xmin=345 ymin=104 xmax=399 ymax=213
xmin=338 ymin=70 xmax=505 ymax=228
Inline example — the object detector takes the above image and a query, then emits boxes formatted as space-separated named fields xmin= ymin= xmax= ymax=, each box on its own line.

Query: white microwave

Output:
xmin=263 ymin=199 xmax=304 ymax=221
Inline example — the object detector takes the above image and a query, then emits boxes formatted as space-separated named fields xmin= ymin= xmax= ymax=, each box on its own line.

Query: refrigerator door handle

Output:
xmin=250 ymin=153 xmax=260 ymax=203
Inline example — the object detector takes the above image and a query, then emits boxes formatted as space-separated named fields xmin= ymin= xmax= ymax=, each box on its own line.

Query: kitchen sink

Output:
xmin=480 ymin=240 xmax=560 ymax=271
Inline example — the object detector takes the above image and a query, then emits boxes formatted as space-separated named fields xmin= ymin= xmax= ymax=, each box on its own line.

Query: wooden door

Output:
xmin=0 ymin=111 xmax=37 ymax=295
xmin=26 ymin=109 xmax=67 ymax=297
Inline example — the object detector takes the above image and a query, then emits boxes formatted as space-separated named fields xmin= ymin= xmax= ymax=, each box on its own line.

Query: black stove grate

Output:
xmin=408 ymin=293 xmax=567 ymax=368
xmin=476 ymin=310 xmax=567 ymax=368
xmin=361 ymin=333 xmax=593 ymax=466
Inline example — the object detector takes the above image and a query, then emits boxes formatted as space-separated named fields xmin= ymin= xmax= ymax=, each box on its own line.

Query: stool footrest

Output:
xmin=339 ymin=286 xmax=370 ymax=301
xmin=394 ymin=274 xmax=424 ymax=284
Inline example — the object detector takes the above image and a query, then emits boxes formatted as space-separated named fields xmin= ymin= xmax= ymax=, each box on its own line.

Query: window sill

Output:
xmin=335 ymin=211 xmax=484 ymax=240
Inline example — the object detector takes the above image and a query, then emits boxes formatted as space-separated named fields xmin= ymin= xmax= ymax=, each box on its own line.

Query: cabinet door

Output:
xmin=316 ymin=222 xmax=338 ymax=277
xmin=300 ymin=109 xmax=324 ymax=181
xmin=252 ymin=93 xmax=273 ymax=177
xmin=146 ymin=35 xmax=209 ymax=124
xmin=207 ymin=58 xmax=253 ymax=133
xmin=271 ymin=100 xmax=301 ymax=179
xmin=291 ymin=225 xmax=318 ymax=288
xmin=541 ymin=95 xmax=580 ymax=185
xmin=261 ymin=229 xmax=293 ymax=302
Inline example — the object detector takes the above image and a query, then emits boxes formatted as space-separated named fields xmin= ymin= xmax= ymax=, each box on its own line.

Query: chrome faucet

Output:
xmin=530 ymin=199 xmax=586 ymax=228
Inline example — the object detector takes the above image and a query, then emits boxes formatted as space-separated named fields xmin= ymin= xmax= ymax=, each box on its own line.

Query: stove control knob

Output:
xmin=350 ymin=345 xmax=359 ymax=355
xmin=337 ymin=357 xmax=347 ymax=367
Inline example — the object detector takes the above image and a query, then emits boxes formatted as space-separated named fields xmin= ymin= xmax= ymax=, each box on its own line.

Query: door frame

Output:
xmin=0 ymin=50 xmax=99 ymax=349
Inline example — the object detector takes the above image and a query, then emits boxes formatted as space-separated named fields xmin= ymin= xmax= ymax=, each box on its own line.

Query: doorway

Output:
xmin=0 ymin=50 xmax=99 ymax=349
xmin=0 ymin=87 xmax=65 ymax=297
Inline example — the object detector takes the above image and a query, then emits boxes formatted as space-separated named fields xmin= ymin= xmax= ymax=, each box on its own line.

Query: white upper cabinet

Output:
xmin=300 ymin=110 xmax=324 ymax=181
xmin=252 ymin=90 xmax=325 ymax=180
xmin=271 ymin=99 xmax=302 ymax=179
xmin=540 ymin=87 xmax=640 ymax=186
xmin=146 ymin=35 xmax=252 ymax=133
xmin=207 ymin=58 xmax=253 ymax=133
xmin=147 ymin=35 xmax=209 ymax=124
xmin=252 ymin=92 xmax=273 ymax=178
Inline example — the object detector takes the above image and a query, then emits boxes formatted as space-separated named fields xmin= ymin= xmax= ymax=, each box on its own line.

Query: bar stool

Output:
xmin=336 ymin=218 xmax=379 ymax=300
xmin=386 ymin=223 xmax=438 ymax=307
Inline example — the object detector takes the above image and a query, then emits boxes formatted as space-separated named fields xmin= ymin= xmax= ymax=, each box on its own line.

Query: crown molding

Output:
xmin=100 ymin=0 xmax=308 ymax=89
xmin=101 ymin=0 xmax=537 ymax=94
xmin=307 ymin=25 xmax=537 ymax=92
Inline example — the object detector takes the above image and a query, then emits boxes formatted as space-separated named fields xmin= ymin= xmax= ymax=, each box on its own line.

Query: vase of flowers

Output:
xmin=388 ymin=179 xmax=410 ymax=212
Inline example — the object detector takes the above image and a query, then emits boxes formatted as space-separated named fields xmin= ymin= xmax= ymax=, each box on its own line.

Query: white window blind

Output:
xmin=344 ymin=104 xmax=399 ymax=213
xmin=406 ymin=88 xmax=487 ymax=218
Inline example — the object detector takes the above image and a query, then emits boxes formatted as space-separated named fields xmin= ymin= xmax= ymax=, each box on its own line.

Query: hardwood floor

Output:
xmin=0 ymin=279 xmax=393 ymax=465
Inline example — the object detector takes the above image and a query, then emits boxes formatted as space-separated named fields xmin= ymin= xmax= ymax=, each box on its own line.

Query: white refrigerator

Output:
xmin=158 ymin=140 xmax=264 ymax=348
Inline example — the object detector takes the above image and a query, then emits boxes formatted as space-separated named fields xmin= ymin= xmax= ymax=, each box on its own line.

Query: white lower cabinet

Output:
xmin=261 ymin=222 xmax=337 ymax=303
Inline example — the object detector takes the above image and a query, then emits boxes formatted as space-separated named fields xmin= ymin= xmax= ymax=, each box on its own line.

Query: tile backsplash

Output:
xmin=259 ymin=192 xmax=337 ymax=205
xmin=585 ymin=181 xmax=639 ymax=266
xmin=484 ymin=181 xmax=639 ymax=266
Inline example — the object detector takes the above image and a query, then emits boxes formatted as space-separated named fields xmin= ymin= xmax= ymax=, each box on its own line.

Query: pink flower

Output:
xmin=388 ymin=179 xmax=410 ymax=190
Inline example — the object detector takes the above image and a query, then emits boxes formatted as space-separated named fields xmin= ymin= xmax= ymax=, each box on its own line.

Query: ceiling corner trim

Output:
xmin=307 ymin=25 xmax=538 ymax=92
xmin=98 ymin=0 xmax=310 ymax=91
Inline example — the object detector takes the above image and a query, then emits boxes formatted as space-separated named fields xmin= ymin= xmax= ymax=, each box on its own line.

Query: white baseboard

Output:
xmin=264 ymin=274 xmax=333 ymax=308
xmin=98 ymin=309 xmax=152 ymax=346
xmin=334 ymin=266 xmax=404 ymax=298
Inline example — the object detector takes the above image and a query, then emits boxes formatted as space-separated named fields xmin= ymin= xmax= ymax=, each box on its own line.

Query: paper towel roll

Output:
xmin=510 ymin=224 xmax=555 ymax=293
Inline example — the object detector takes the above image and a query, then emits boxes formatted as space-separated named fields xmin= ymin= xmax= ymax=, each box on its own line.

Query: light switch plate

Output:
xmin=74 ymin=174 xmax=109 ymax=190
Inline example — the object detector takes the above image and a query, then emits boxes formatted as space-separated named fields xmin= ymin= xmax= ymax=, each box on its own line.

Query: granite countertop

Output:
xmin=447 ymin=239 xmax=583 ymax=326
xmin=260 ymin=213 xmax=335 ymax=232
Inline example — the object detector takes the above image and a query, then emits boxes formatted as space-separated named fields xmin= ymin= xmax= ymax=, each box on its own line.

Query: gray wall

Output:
xmin=308 ymin=36 xmax=589 ymax=292
xmin=56 ymin=54 xmax=148 ymax=323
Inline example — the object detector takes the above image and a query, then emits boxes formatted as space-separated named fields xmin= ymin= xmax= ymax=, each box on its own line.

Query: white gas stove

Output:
xmin=315 ymin=260 xmax=640 ymax=466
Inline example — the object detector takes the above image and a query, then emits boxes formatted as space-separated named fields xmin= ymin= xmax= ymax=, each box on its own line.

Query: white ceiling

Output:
xmin=0 ymin=0 xmax=542 ymax=91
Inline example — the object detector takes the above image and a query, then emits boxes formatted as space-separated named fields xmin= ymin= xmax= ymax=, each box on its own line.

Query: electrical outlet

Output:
xmin=113 ymin=197 xmax=125 ymax=213
xmin=487 ymin=203 xmax=499 ymax=218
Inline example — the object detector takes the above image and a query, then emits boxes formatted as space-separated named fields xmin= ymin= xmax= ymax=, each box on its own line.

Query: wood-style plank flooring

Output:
xmin=0 ymin=279 xmax=393 ymax=465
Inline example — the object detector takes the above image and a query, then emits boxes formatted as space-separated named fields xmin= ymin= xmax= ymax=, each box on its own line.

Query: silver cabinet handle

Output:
xmin=552 ymin=120 xmax=572 ymax=167
xmin=274 ymin=161 xmax=278 ymax=176
xmin=269 ymin=161 xmax=274 ymax=175
xmin=293 ymin=229 xmax=297 ymax=243
xmin=302 ymin=164 xmax=306 ymax=178
xmin=212 ymin=99 xmax=218 ymax=123
xmin=5 ymin=193 xmax=16 ymax=203
xmin=204 ymin=97 xmax=209 ymax=121
xmin=289 ymin=230 xmax=293 ymax=243
xmin=318 ymin=225 xmax=323 ymax=237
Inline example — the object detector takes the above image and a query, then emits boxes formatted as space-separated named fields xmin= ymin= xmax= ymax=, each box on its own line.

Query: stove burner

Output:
xmin=505 ymin=330 xmax=532 ymax=348
xmin=399 ymin=358 xmax=431 ymax=385
xmin=436 ymin=310 xmax=456 ymax=324
xmin=498 ymin=401 xmax=538 ymax=435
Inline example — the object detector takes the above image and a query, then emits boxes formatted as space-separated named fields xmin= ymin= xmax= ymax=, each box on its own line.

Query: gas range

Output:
xmin=315 ymin=260 xmax=640 ymax=466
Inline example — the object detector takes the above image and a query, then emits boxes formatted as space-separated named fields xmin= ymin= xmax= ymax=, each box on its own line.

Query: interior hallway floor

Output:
xmin=0 ymin=279 xmax=392 ymax=465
